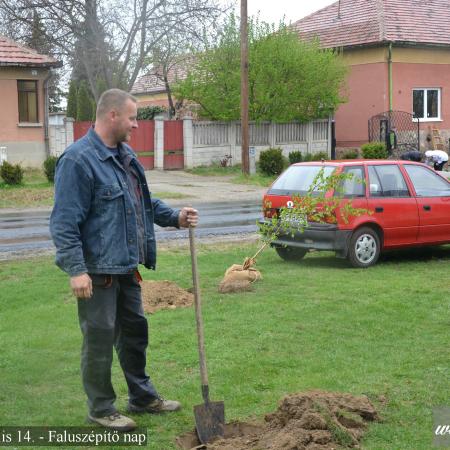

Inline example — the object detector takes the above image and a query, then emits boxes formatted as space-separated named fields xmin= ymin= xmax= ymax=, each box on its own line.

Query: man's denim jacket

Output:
xmin=50 ymin=127 xmax=180 ymax=276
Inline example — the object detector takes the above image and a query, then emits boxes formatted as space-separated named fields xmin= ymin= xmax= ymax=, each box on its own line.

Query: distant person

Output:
xmin=388 ymin=126 xmax=398 ymax=151
xmin=400 ymin=150 xmax=423 ymax=162
xmin=425 ymin=150 xmax=449 ymax=171
xmin=50 ymin=89 xmax=198 ymax=432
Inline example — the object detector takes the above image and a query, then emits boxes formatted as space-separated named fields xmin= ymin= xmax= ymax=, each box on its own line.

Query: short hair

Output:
xmin=96 ymin=89 xmax=137 ymax=118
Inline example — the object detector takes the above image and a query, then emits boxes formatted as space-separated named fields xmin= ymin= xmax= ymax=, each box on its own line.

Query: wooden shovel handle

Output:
xmin=189 ymin=226 xmax=209 ymax=398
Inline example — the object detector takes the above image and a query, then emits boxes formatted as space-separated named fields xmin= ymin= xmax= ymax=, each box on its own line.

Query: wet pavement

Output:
xmin=0 ymin=201 xmax=262 ymax=260
xmin=0 ymin=170 xmax=269 ymax=261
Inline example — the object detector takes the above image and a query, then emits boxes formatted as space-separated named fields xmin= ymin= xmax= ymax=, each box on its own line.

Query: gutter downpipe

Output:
xmin=43 ymin=69 xmax=53 ymax=157
xmin=388 ymin=42 xmax=393 ymax=112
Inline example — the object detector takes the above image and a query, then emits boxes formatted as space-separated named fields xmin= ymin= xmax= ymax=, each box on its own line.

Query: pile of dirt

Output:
xmin=141 ymin=280 xmax=193 ymax=314
xmin=177 ymin=390 xmax=379 ymax=450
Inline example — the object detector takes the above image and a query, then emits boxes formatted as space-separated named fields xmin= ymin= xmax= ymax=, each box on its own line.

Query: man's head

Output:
xmin=95 ymin=89 xmax=138 ymax=144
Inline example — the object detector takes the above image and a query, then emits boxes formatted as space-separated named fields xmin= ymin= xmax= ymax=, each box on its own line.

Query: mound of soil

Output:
xmin=177 ymin=390 xmax=379 ymax=450
xmin=141 ymin=280 xmax=193 ymax=314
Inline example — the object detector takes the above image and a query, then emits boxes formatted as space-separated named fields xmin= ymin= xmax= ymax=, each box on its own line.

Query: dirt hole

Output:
xmin=176 ymin=390 xmax=379 ymax=450
xmin=141 ymin=280 xmax=193 ymax=314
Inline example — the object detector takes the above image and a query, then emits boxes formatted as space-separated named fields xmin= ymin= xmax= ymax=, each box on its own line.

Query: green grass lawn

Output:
xmin=0 ymin=168 xmax=54 ymax=208
xmin=1 ymin=243 xmax=449 ymax=449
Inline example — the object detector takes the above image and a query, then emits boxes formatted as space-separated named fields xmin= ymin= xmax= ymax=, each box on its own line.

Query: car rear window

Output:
xmin=268 ymin=165 xmax=336 ymax=195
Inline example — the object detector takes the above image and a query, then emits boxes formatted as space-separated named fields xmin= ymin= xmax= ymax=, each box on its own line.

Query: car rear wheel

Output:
xmin=275 ymin=246 xmax=308 ymax=261
xmin=347 ymin=227 xmax=380 ymax=268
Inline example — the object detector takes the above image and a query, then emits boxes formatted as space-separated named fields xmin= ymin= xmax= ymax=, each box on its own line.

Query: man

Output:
xmin=425 ymin=149 xmax=449 ymax=171
xmin=50 ymin=89 xmax=198 ymax=432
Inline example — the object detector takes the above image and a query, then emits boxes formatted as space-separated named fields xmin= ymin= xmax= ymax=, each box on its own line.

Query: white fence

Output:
xmin=186 ymin=119 xmax=331 ymax=167
xmin=52 ymin=117 xmax=331 ymax=169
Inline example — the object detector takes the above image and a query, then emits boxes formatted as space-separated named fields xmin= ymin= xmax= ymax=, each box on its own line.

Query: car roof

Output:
xmin=292 ymin=160 xmax=425 ymax=167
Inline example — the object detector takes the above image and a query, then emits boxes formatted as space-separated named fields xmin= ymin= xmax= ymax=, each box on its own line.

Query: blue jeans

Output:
xmin=77 ymin=272 xmax=159 ymax=417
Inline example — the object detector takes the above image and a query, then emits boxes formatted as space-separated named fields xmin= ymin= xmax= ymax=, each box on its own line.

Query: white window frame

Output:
xmin=412 ymin=88 xmax=442 ymax=122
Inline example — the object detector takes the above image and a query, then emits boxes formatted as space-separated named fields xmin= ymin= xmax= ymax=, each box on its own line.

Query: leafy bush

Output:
xmin=361 ymin=142 xmax=388 ymax=159
xmin=43 ymin=156 xmax=58 ymax=183
xmin=1 ymin=161 xmax=24 ymax=185
xmin=137 ymin=106 xmax=167 ymax=120
xmin=288 ymin=150 xmax=302 ymax=164
xmin=259 ymin=148 xmax=285 ymax=176
xmin=341 ymin=149 xmax=359 ymax=159
xmin=303 ymin=151 xmax=329 ymax=162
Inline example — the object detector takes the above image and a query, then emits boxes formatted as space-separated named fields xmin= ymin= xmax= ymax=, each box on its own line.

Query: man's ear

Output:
xmin=109 ymin=109 xmax=118 ymax=121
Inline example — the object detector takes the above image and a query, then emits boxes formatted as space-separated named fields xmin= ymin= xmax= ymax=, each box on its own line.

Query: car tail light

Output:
xmin=263 ymin=207 xmax=279 ymax=218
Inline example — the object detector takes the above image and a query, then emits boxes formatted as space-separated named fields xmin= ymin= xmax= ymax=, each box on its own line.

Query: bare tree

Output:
xmin=145 ymin=9 xmax=234 ymax=118
xmin=0 ymin=0 xmax=227 ymax=100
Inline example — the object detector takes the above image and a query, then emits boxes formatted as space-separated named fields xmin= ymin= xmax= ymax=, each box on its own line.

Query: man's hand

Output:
xmin=178 ymin=207 xmax=199 ymax=228
xmin=70 ymin=273 xmax=93 ymax=299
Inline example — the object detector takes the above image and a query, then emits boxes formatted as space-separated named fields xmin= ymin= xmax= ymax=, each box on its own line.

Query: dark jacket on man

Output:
xmin=50 ymin=127 xmax=180 ymax=276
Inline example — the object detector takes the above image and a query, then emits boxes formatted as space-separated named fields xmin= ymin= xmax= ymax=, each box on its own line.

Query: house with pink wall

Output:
xmin=0 ymin=35 xmax=61 ymax=167
xmin=294 ymin=0 xmax=450 ymax=151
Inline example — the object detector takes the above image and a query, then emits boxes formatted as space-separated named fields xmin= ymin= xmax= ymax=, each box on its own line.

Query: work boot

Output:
xmin=127 ymin=398 xmax=181 ymax=414
xmin=87 ymin=412 xmax=137 ymax=432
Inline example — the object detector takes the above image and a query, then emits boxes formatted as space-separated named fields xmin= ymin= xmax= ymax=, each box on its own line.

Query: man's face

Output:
xmin=113 ymin=99 xmax=138 ymax=143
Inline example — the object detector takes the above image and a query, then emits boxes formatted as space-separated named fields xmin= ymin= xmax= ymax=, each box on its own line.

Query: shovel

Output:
xmin=189 ymin=226 xmax=225 ymax=444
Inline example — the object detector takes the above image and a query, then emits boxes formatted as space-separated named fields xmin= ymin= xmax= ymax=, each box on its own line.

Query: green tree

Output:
xmin=174 ymin=16 xmax=347 ymax=122
xmin=76 ymin=81 xmax=94 ymax=121
xmin=66 ymin=80 xmax=78 ymax=119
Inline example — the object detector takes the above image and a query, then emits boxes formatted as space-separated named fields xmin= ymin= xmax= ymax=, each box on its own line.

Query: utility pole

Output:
xmin=240 ymin=0 xmax=249 ymax=174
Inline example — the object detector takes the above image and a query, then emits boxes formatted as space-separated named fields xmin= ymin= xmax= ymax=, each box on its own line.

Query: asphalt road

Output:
xmin=0 ymin=200 xmax=262 ymax=260
xmin=0 ymin=170 xmax=269 ymax=260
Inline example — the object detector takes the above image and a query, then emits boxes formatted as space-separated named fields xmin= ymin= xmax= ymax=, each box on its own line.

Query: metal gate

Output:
xmin=368 ymin=110 xmax=420 ymax=155
xmin=163 ymin=121 xmax=184 ymax=169
xmin=128 ymin=120 xmax=155 ymax=170
xmin=74 ymin=120 xmax=155 ymax=170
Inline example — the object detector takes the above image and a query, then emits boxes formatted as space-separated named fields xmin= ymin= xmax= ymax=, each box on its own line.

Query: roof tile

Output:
xmin=293 ymin=0 xmax=450 ymax=48
xmin=0 ymin=35 xmax=61 ymax=67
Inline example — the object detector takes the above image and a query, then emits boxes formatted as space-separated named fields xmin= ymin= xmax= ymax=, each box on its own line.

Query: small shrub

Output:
xmin=219 ymin=154 xmax=232 ymax=167
xmin=259 ymin=147 xmax=285 ymax=176
xmin=43 ymin=156 xmax=58 ymax=183
xmin=341 ymin=149 xmax=359 ymax=159
xmin=0 ymin=161 xmax=24 ymax=185
xmin=288 ymin=150 xmax=303 ymax=164
xmin=361 ymin=142 xmax=388 ymax=159
xmin=303 ymin=151 xmax=329 ymax=162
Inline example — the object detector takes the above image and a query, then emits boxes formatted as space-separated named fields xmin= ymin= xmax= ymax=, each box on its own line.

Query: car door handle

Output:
xmin=423 ymin=205 xmax=431 ymax=211
xmin=375 ymin=207 xmax=384 ymax=213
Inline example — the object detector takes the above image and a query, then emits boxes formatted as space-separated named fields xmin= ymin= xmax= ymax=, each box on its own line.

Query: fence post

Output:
xmin=327 ymin=117 xmax=332 ymax=158
xmin=65 ymin=117 xmax=74 ymax=148
xmin=307 ymin=121 xmax=314 ymax=154
xmin=229 ymin=121 xmax=238 ymax=165
xmin=269 ymin=122 xmax=276 ymax=148
xmin=0 ymin=146 xmax=7 ymax=163
xmin=154 ymin=115 xmax=164 ymax=169
xmin=183 ymin=116 xmax=194 ymax=168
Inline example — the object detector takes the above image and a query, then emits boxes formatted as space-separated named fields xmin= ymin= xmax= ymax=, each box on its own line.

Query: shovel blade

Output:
xmin=194 ymin=401 xmax=225 ymax=444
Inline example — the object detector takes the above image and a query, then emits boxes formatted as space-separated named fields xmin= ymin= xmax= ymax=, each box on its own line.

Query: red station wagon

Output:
xmin=261 ymin=160 xmax=450 ymax=268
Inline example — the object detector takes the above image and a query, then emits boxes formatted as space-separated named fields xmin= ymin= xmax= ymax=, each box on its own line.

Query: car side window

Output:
xmin=404 ymin=165 xmax=450 ymax=197
xmin=339 ymin=166 xmax=365 ymax=197
xmin=368 ymin=165 xmax=410 ymax=197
